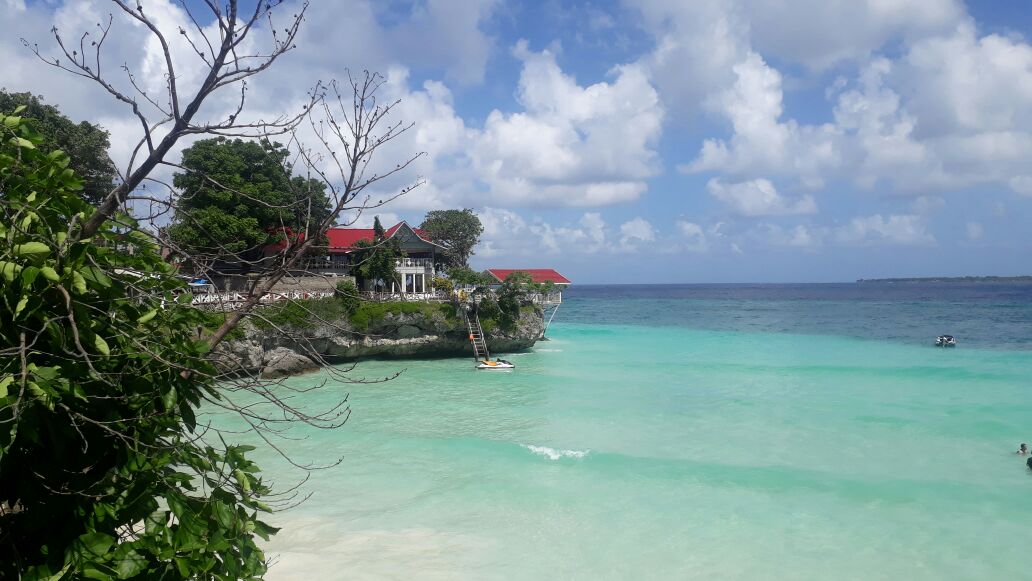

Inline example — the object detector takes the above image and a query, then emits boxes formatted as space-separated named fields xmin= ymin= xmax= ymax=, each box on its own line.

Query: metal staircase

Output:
xmin=462 ymin=305 xmax=489 ymax=362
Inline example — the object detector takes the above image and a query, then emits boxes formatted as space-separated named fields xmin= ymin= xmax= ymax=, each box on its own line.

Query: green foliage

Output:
xmin=349 ymin=301 xmax=457 ymax=332
xmin=167 ymin=138 xmax=331 ymax=268
xmin=419 ymin=209 xmax=483 ymax=267
xmin=497 ymin=272 xmax=532 ymax=330
xmin=351 ymin=217 xmax=400 ymax=291
xmin=0 ymin=113 xmax=275 ymax=579
xmin=430 ymin=276 xmax=453 ymax=293
xmin=445 ymin=265 xmax=493 ymax=287
xmin=334 ymin=279 xmax=361 ymax=315
xmin=251 ymin=296 xmax=348 ymax=330
xmin=0 ymin=91 xmax=117 ymax=205
xmin=476 ymin=295 xmax=502 ymax=333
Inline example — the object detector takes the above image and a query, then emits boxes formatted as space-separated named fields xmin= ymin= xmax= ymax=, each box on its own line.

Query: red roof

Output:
xmin=487 ymin=268 xmax=571 ymax=285
xmin=325 ymin=222 xmax=432 ymax=252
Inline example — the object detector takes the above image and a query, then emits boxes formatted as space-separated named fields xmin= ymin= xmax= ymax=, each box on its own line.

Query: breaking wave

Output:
xmin=522 ymin=444 xmax=589 ymax=461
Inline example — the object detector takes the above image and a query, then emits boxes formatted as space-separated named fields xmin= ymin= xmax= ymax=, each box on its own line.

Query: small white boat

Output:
xmin=476 ymin=359 xmax=515 ymax=370
xmin=935 ymin=335 xmax=957 ymax=347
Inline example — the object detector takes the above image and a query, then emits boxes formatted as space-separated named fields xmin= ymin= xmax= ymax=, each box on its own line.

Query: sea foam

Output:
xmin=523 ymin=444 xmax=589 ymax=460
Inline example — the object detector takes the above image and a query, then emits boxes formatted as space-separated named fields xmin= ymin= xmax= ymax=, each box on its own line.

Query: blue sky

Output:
xmin=4 ymin=0 xmax=1032 ymax=283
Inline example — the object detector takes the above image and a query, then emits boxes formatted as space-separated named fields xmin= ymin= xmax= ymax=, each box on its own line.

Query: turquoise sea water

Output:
xmin=227 ymin=284 xmax=1032 ymax=580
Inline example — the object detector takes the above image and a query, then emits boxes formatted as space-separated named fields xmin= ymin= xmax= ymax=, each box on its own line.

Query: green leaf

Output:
xmin=40 ymin=266 xmax=60 ymax=281
xmin=77 ymin=531 xmax=116 ymax=558
xmin=93 ymin=335 xmax=110 ymax=357
xmin=14 ymin=136 xmax=35 ymax=149
xmin=212 ymin=500 xmax=235 ymax=528
xmin=22 ymin=265 xmax=40 ymax=286
xmin=80 ymin=266 xmax=112 ymax=288
xmin=137 ymin=309 xmax=158 ymax=324
xmin=72 ymin=271 xmax=87 ymax=294
xmin=252 ymin=520 xmax=280 ymax=541
xmin=234 ymin=469 xmax=251 ymax=493
xmin=161 ymin=386 xmax=177 ymax=411
xmin=14 ymin=295 xmax=28 ymax=316
xmin=0 ymin=261 xmax=22 ymax=282
xmin=81 ymin=566 xmax=114 ymax=581
xmin=0 ymin=375 xmax=13 ymax=399
xmin=111 ymin=545 xmax=147 ymax=579
xmin=14 ymin=241 xmax=50 ymax=258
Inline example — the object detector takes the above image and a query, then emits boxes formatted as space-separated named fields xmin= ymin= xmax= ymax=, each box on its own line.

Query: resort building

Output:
xmin=485 ymin=268 xmax=571 ymax=303
xmin=301 ymin=221 xmax=446 ymax=295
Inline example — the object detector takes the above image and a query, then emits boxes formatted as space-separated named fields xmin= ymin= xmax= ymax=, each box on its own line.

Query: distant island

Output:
xmin=857 ymin=276 xmax=1032 ymax=283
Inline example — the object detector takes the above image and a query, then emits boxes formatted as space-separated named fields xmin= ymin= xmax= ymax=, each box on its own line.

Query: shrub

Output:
xmin=430 ymin=276 xmax=453 ymax=293
xmin=0 ymin=111 xmax=275 ymax=579
xmin=334 ymin=279 xmax=361 ymax=315
xmin=497 ymin=272 xmax=532 ymax=329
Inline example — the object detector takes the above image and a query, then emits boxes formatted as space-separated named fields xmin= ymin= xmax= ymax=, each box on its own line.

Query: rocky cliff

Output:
xmin=214 ymin=301 xmax=545 ymax=378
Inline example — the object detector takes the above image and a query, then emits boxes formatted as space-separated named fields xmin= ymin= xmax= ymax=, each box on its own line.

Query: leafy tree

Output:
xmin=352 ymin=217 xmax=401 ymax=292
xmin=430 ymin=276 xmax=453 ymax=293
xmin=446 ymin=265 xmax=492 ymax=287
xmin=419 ymin=209 xmax=483 ymax=267
xmin=334 ymin=279 xmax=361 ymax=315
xmin=0 ymin=111 xmax=275 ymax=578
xmin=0 ymin=90 xmax=117 ymax=205
xmin=167 ymin=138 xmax=331 ymax=270
xmin=497 ymin=272 xmax=533 ymax=329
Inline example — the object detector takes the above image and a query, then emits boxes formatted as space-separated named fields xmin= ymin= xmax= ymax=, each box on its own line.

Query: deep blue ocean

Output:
xmin=562 ymin=282 xmax=1032 ymax=350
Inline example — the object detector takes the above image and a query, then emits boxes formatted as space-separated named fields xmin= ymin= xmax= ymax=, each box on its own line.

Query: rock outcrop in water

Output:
xmin=214 ymin=302 xmax=545 ymax=377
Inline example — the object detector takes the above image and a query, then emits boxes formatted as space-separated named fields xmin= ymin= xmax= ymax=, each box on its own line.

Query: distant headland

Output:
xmin=856 ymin=276 xmax=1032 ymax=283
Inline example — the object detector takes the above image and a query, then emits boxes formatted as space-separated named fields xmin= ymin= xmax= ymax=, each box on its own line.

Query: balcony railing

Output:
xmin=297 ymin=258 xmax=350 ymax=272
xmin=396 ymin=257 xmax=433 ymax=268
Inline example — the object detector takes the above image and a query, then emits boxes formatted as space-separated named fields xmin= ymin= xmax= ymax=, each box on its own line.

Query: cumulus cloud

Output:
xmin=682 ymin=52 xmax=840 ymax=187
xmin=471 ymin=41 xmax=663 ymax=206
xmin=740 ymin=0 xmax=963 ymax=70
xmin=475 ymin=209 xmax=664 ymax=259
xmin=617 ymin=217 xmax=656 ymax=251
xmin=4 ymin=1 xmax=664 ymax=213
xmin=707 ymin=178 xmax=817 ymax=217
xmin=675 ymin=220 xmax=708 ymax=252
xmin=754 ymin=224 xmax=823 ymax=249
xmin=836 ymin=214 xmax=936 ymax=246
xmin=308 ymin=43 xmax=667 ymax=211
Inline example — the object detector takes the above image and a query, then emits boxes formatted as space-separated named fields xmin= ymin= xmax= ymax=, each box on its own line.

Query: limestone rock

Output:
xmin=260 ymin=347 xmax=319 ymax=378
xmin=219 ymin=303 xmax=546 ymax=378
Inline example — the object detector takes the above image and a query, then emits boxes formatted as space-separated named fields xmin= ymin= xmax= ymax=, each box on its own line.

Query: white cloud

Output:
xmin=338 ymin=43 xmax=667 ymax=211
xmin=740 ymin=0 xmax=963 ymax=70
xmin=675 ymin=220 xmax=708 ymax=252
xmin=755 ymin=224 xmax=823 ymax=249
xmin=836 ymin=214 xmax=936 ymax=246
xmin=683 ymin=52 xmax=840 ymax=187
xmin=475 ymin=208 xmax=617 ymax=259
xmin=617 ymin=217 xmax=655 ymax=251
xmin=471 ymin=42 xmax=664 ymax=206
xmin=707 ymin=178 xmax=817 ymax=217
xmin=1009 ymin=176 xmax=1032 ymax=197
xmin=474 ymin=210 xmax=669 ymax=260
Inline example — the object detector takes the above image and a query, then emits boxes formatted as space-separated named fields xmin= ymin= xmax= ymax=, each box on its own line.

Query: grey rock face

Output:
xmin=260 ymin=347 xmax=319 ymax=378
xmin=215 ymin=304 xmax=545 ymax=377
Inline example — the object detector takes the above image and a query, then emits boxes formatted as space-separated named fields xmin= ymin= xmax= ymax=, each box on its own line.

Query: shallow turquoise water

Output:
xmin=223 ymin=285 xmax=1032 ymax=580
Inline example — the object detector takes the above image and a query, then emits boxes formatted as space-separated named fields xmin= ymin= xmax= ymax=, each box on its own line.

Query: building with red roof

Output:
xmin=299 ymin=221 xmax=446 ymax=295
xmin=485 ymin=269 xmax=571 ymax=286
